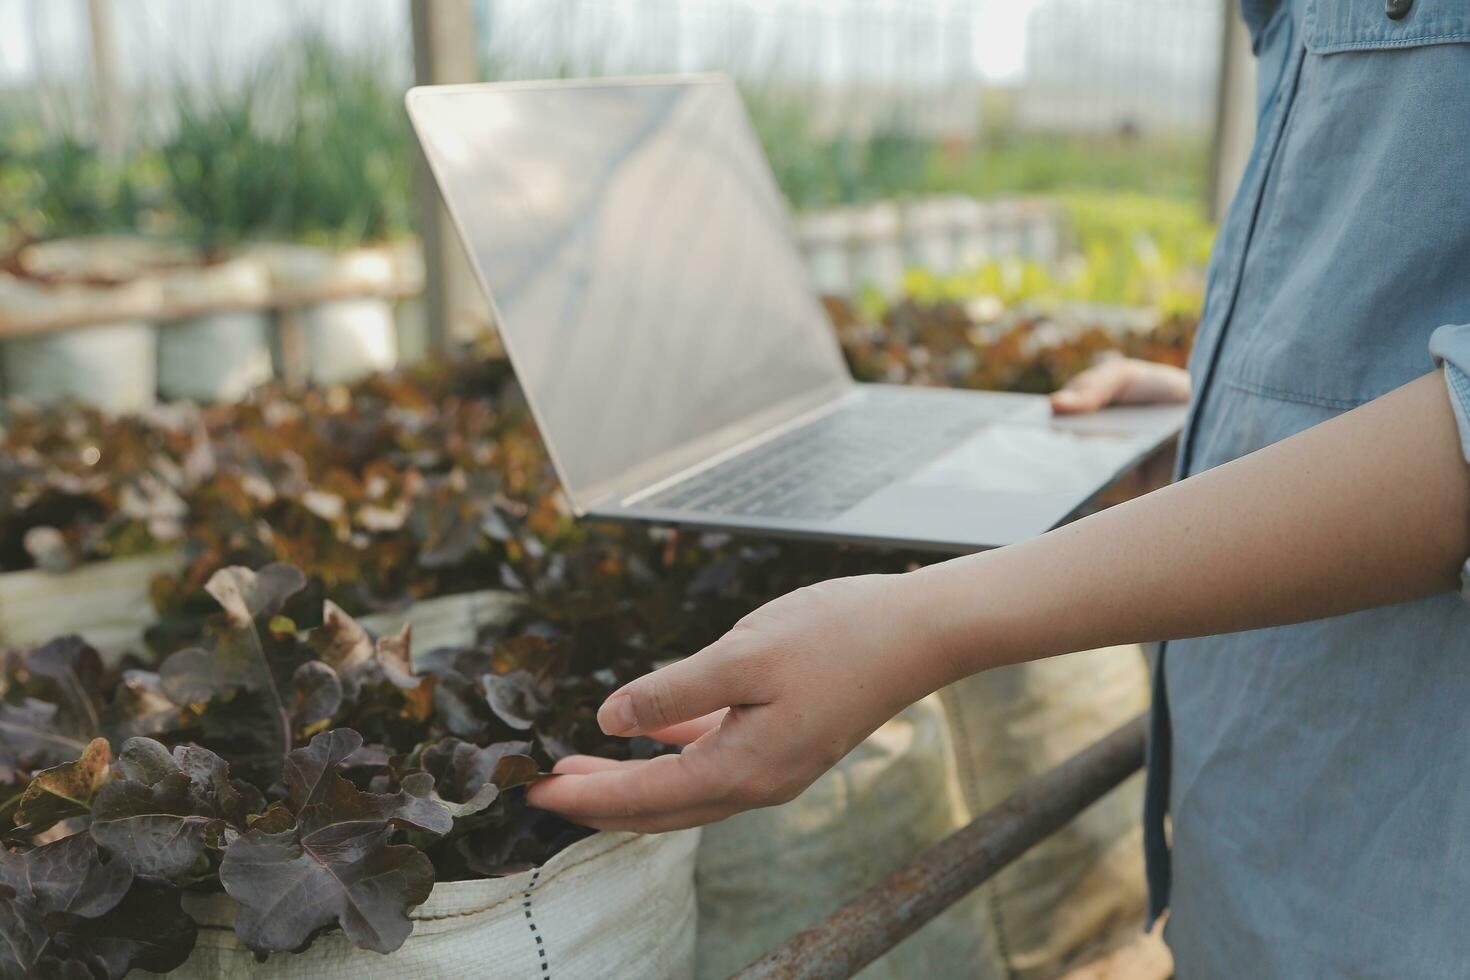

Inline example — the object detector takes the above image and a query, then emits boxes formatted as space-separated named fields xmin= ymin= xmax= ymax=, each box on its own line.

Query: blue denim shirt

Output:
xmin=1144 ymin=1 xmax=1470 ymax=974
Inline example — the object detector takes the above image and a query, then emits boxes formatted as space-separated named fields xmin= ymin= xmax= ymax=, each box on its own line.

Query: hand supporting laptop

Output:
xmin=527 ymin=367 xmax=1470 ymax=830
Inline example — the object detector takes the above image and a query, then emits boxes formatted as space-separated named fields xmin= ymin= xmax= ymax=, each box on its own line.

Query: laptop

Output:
xmin=406 ymin=75 xmax=1185 ymax=553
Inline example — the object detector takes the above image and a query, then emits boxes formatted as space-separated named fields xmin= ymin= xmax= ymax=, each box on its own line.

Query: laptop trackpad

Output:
xmin=907 ymin=423 xmax=1146 ymax=495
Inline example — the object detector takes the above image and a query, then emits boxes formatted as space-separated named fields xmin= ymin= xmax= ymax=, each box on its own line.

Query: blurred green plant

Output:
xmin=0 ymin=127 xmax=156 ymax=250
xmin=284 ymin=36 xmax=414 ymax=246
xmin=924 ymin=131 xmax=1210 ymax=204
xmin=1060 ymin=192 xmax=1214 ymax=312
xmin=863 ymin=124 xmax=934 ymax=201
xmin=743 ymin=89 xmax=850 ymax=208
xmin=158 ymin=80 xmax=294 ymax=255
xmin=161 ymin=36 xmax=412 ymax=254
xmin=860 ymin=192 xmax=1214 ymax=321
xmin=4 ymin=35 xmax=414 ymax=258
xmin=744 ymin=90 xmax=934 ymax=209
xmin=744 ymin=87 xmax=1209 ymax=212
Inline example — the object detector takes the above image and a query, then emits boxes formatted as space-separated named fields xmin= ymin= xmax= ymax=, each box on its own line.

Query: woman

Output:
xmin=530 ymin=1 xmax=1470 ymax=972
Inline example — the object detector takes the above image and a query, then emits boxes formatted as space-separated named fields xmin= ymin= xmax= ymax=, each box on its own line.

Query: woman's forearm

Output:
xmin=528 ymin=370 xmax=1470 ymax=831
xmin=911 ymin=370 xmax=1470 ymax=681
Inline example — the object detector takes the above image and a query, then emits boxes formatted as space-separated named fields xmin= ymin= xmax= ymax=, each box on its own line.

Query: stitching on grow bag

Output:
xmin=193 ymin=834 xmax=645 ymax=959
xmin=412 ymin=834 xmax=643 ymax=922
xmin=522 ymin=868 xmax=551 ymax=975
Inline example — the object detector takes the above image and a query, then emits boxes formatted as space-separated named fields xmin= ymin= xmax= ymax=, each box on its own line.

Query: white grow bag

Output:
xmin=794 ymin=210 xmax=856 ymax=297
xmin=899 ymin=198 xmax=958 ymax=276
xmin=358 ymin=588 xmax=522 ymax=658
xmin=158 ymin=310 xmax=274 ymax=402
xmin=694 ymin=695 xmax=1003 ymax=980
xmin=175 ymin=828 xmax=701 ymax=980
xmin=4 ymin=319 xmax=158 ymax=413
xmin=157 ymin=258 xmax=274 ymax=403
xmin=249 ymin=244 xmax=401 ymax=385
xmin=0 ymin=261 xmax=167 ymax=412
xmin=937 ymin=645 xmax=1152 ymax=979
xmin=0 ymin=551 xmax=182 ymax=660
xmin=303 ymin=297 xmax=399 ymax=385
xmin=847 ymin=203 xmax=906 ymax=298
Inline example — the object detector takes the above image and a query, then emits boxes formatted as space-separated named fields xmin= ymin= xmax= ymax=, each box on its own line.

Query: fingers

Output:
xmin=531 ymin=711 xmax=737 ymax=830
xmin=533 ymin=756 xmax=732 ymax=831
xmin=526 ymin=729 xmax=736 ymax=821
xmin=1115 ymin=361 xmax=1192 ymax=406
xmin=646 ymin=709 xmax=728 ymax=746
xmin=1050 ymin=358 xmax=1139 ymax=414
xmin=597 ymin=635 xmax=768 ymax=736
xmin=549 ymin=755 xmax=629 ymax=775
xmin=528 ymin=704 xmax=807 ymax=831
xmin=1051 ymin=358 xmax=1192 ymax=415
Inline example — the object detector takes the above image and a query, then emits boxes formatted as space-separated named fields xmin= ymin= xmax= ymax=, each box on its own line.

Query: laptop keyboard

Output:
xmin=641 ymin=396 xmax=990 ymax=522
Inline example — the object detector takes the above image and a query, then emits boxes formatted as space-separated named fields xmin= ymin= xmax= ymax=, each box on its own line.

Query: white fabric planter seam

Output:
xmin=403 ymin=834 xmax=643 ymax=924
xmin=179 ymin=829 xmax=701 ymax=979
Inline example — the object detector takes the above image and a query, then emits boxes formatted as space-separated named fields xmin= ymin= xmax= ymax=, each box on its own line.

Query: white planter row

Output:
xmin=794 ymin=195 xmax=1063 ymax=297
xmin=0 ymin=198 xmax=1063 ymax=412
xmin=0 ymin=301 xmax=400 ymax=412
xmin=0 ymin=242 xmax=422 ymax=412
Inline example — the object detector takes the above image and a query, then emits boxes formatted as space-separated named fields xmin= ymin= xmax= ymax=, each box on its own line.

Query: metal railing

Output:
xmin=731 ymin=713 xmax=1149 ymax=980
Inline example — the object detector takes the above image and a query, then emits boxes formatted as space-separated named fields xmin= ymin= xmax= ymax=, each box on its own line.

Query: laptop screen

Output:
xmin=408 ymin=77 xmax=851 ymax=508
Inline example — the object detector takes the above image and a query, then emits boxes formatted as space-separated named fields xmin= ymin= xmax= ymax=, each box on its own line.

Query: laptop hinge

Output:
xmin=581 ymin=380 xmax=854 ymax=512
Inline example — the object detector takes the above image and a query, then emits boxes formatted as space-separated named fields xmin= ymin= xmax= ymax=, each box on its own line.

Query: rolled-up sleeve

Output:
xmin=1429 ymin=323 xmax=1470 ymax=595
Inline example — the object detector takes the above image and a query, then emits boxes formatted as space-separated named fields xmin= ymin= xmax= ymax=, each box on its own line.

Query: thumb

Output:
xmin=1049 ymin=358 xmax=1139 ymax=415
xmin=598 ymin=636 xmax=767 ymax=737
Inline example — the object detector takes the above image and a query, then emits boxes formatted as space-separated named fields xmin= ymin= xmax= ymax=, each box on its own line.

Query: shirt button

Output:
xmin=1386 ymin=0 xmax=1413 ymax=20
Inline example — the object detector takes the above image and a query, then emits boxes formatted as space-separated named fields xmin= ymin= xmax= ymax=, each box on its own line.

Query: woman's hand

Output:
xmin=526 ymin=573 xmax=953 ymax=832
xmin=1053 ymin=357 xmax=1193 ymax=503
xmin=1050 ymin=356 xmax=1192 ymax=414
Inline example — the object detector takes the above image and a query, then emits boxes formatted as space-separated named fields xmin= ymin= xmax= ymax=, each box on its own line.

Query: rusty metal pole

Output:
xmin=731 ymin=714 xmax=1149 ymax=980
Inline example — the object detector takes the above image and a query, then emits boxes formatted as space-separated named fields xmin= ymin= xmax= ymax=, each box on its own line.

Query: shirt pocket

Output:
xmin=1302 ymin=0 xmax=1470 ymax=53
xmin=1215 ymin=0 xmax=1470 ymax=410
